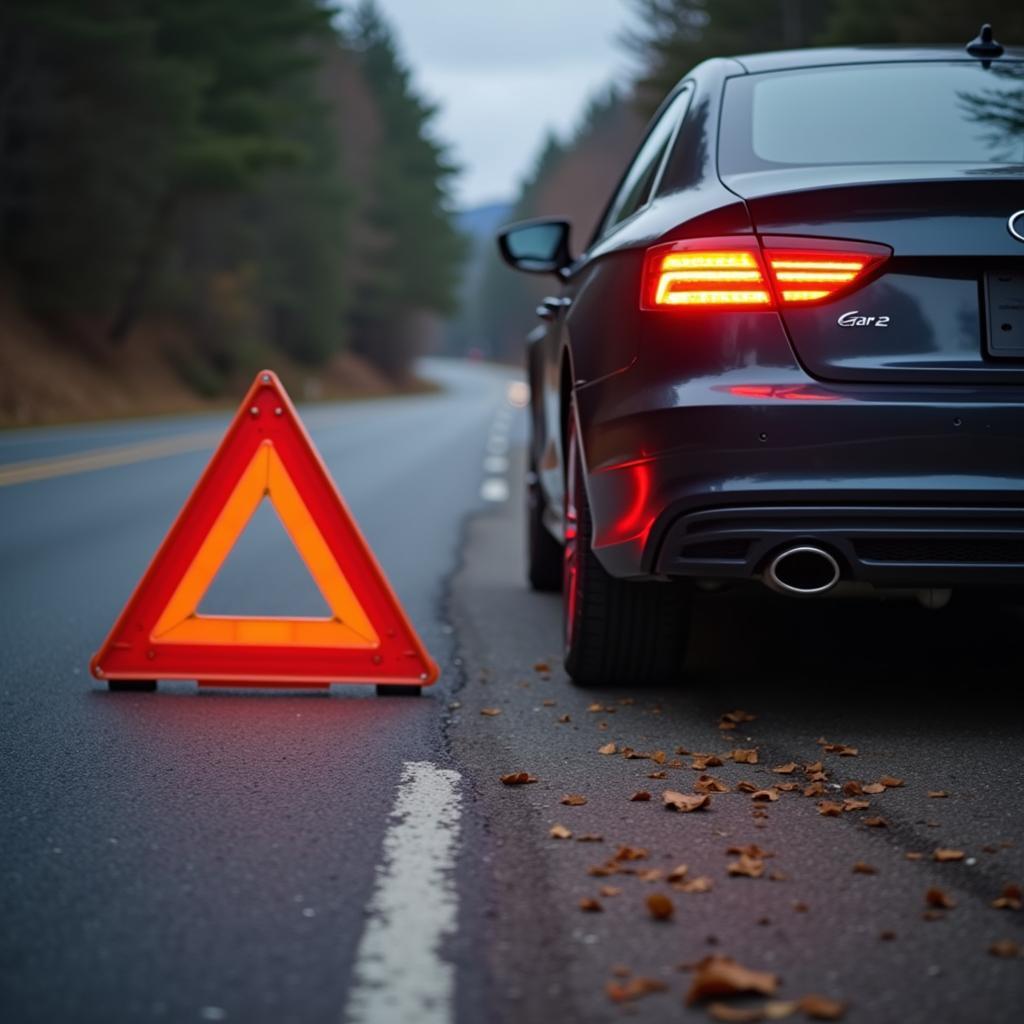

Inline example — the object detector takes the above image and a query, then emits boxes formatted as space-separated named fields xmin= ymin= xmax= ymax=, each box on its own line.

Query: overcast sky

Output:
xmin=369 ymin=0 xmax=636 ymax=210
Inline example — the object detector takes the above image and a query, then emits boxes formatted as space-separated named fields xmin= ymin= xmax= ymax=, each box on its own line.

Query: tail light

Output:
xmin=641 ymin=235 xmax=890 ymax=310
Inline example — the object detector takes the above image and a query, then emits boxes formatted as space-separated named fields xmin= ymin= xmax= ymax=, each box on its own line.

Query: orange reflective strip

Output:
xmin=152 ymin=440 xmax=379 ymax=648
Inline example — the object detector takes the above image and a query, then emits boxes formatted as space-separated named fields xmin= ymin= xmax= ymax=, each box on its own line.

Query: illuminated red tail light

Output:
xmin=641 ymin=236 xmax=890 ymax=310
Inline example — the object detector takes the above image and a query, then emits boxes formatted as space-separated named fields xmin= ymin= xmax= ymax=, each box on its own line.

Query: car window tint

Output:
xmin=600 ymin=86 xmax=692 ymax=236
xmin=722 ymin=62 xmax=1024 ymax=170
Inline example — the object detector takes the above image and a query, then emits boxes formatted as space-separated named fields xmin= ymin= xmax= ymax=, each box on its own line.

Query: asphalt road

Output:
xmin=2 ymin=358 xmax=1023 ymax=1024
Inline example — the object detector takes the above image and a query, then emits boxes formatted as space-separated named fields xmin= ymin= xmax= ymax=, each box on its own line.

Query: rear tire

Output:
xmin=527 ymin=455 xmax=563 ymax=592
xmin=562 ymin=415 xmax=691 ymax=687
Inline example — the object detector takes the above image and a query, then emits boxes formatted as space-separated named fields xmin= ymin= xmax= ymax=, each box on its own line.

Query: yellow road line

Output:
xmin=0 ymin=431 xmax=221 ymax=488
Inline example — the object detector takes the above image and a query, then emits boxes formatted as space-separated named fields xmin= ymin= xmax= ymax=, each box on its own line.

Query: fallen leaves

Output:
xmin=732 ymin=748 xmax=759 ymax=764
xmin=991 ymin=884 xmax=1022 ymax=910
xmin=696 ymin=775 xmax=730 ymax=794
xmin=686 ymin=955 xmax=779 ymax=1004
xmin=550 ymin=824 xmax=572 ymax=840
xmin=861 ymin=783 xmax=885 ymax=795
xmin=878 ymin=775 xmax=904 ymax=788
xmin=728 ymin=853 xmax=765 ymax=879
xmin=927 ymin=790 xmax=949 ymax=799
xmin=561 ymin=793 xmax=587 ymax=806
xmin=675 ymin=875 xmax=714 ymax=894
xmin=852 ymin=862 xmax=877 ymax=875
xmin=842 ymin=799 xmax=870 ymax=812
xmin=598 ymin=742 xmax=617 ymax=755
xmin=932 ymin=849 xmax=965 ymax=862
xmin=579 ymin=897 xmax=602 ymax=912
xmin=751 ymin=788 xmax=780 ymax=802
xmin=692 ymin=754 xmax=725 ymax=770
xmin=480 ymin=707 xmax=501 ymax=716
xmin=645 ymin=892 xmax=675 ymax=920
xmin=988 ymin=939 xmax=1021 ymax=958
xmin=773 ymin=762 xmax=799 ymax=775
xmin=663 ymin=790 xmax=711 ymax=813
xmin=817 ymin=801 xmax=843 ymax=817
xmin=500 ymin=772 xmax=538 ymax=786
xmin=925 ymin=887 xmax=955 ymax=910
xmin=630 ymin=790 xmax=652 ymax=802
xmin=862 ymin=817 xmax=888 ymax=828
xmin=605 ymin=976 xmax=668 ymax=1003
xmin=799 ymin=994 xmax=848 ymax=1020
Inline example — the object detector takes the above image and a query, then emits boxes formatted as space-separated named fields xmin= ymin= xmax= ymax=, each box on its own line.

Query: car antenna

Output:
xmin=966 ymin=23 xmax=1003 ymax=68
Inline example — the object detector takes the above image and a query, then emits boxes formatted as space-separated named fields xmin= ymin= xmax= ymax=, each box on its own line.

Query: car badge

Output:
xmin=1009 ymin=210 xmax=1024 ymax=243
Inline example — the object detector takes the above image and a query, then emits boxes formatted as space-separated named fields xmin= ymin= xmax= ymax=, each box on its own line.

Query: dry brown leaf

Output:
xmin=615 ymin=845 xmax=649 ymax=861
xmin=542 ymin=699 xmax=556 ymax=706
xmin=862 ymin=783 xmax=886 ymax=795
xmin=561 ymin=793 xmax=587 ymax=806
xmin=853 ymin=862 xmax=877 ymax=875
xmin=645 ymin=892 xmax=674 ymax=920
xmin=764 ymin=1002 xmax=801 ymax=1020
xmin=863 ymin=817 xmax=888 ymax=828
xmin=799 ymin=994 xmax=847 ymax=1020
xmin=926 ymin=887 xmax=955 ymax=909
xmin=533 ymin=662 xmax=550 ymax=673
xmin=674 ymin=875 xmax=714 ymax=894
xmin=841 ymin=781 xmax=864 ymax=796
xmin=599 ymin=885 xmax=622 ymax=897
xmin=737 ymin=781 xmax=759 ymax=793
xmin=807 ymin=771 xmax=828 ymax=782
xmin=480 ymin=708 xmax=502 ymax=716
xmin=776 ymin=782 xmax=800 ymax=793
xmin=822 ymin=743 xmax=858 ymax=757
xmin=598 ymin=742 xmax=617 ymax=755
xmin=732 ymin=748 xmax=759 ymax=764
xmin=696 ymin=775 xmax=731 ymax=795
xmin=803 ymin=782 xmax=826 ymax=798
xmin=991 ymin=883 xmax=1022 ymax=910
xmin=500 ymin=772 xmax=538 ymax=786
xmin=630 ymin=790 xmax=652 ymax=802
xmin=648 ymin=770 xmax=667 ymax=779
xmin=663 ymin=790 xmax=711 ymax=813
xmin=773 ymin=763 xmax=799 ymax=775
xmin=804 ymin=760 xmax=824 ymax=773
xmin=817 ymin=801 xmax=843 ymax=817
xmin=928 ymin=790 xmax=949 ymax=799
xmin=667 ymin=864 xmax=689 ymax=883
xmin=905 ymin=852 xmax=924 ymax=861
xmin=751 ymin=788 xmax=780 ymax=802
xmin=651 ymin=750 xmax=667 ymax=765
xmin=692 ymin=754 xmax=725 ymax=770
xmin=728 ymin=843 xmax=772 ymax=858
xmin=988 ymin=939 xmax=1020 ymax=958
xmin=685 ymin=955 xmax=779 ymax=1005
xmin=605 ymin=976 xmax=668 ymax=1003
xmin=636 ymin=868 xmax=663 ymax=882
xmin=933 ymin=849 xmax=965 ymax=862
xmin=550 ymin=824 xmax=572 ymax=840
xmin=557 ymin=714 xmax=571 ymax=723
xmin=793 ymin=901 xmax=809 ymax=913
xmin=576 ymin=833 xmax=604 ymax=843
xmin=707 ymin=1004 xmax=765 ymax=1023
xmin=879 ymin=775 xmax=904 ymax=788
xmin=842 ymin=799 xmax=870 ymax=812
xmin=579 ymin=897 xmax=603 ymax=912
xmin=721 ymin=709 xmax=756 ymax=724
xmin=728 ymin=853 xmax=765 ymax=879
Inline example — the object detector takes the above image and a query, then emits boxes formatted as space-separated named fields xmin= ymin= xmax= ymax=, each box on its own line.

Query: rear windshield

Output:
xmin=720 ymin=62 xmax=1024 ymax=172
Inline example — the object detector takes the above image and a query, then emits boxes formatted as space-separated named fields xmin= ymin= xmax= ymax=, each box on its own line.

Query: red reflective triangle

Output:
xmin=90 ymin=370 xmax=438 ymax=688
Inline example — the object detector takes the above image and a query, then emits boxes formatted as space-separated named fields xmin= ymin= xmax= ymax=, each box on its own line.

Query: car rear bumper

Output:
xmin=575 ymin=373 xmax=1024 ymax=586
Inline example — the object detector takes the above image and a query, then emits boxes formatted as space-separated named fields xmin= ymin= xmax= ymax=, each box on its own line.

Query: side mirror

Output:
xmin=497 ymin=218 xmax=572 ymax=275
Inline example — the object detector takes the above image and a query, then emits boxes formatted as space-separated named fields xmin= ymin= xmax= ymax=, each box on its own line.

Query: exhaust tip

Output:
xmin=767 ymin=545 xmax=840 ymax=595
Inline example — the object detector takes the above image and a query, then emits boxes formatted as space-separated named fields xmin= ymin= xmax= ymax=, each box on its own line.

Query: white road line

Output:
xmin=485 ymin=435 xmax=509 ymax=455
xmin=343 ymin=761 xmax=462 ymax=1024
xmin=482 ymin=454 xmax=509 ymax=474
xmin=480 ymin=477 xmax=510 ymax=503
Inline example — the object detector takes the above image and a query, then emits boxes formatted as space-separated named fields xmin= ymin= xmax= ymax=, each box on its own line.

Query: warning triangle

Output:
xmin=90 ymin=370 xmax=438 ymax=689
